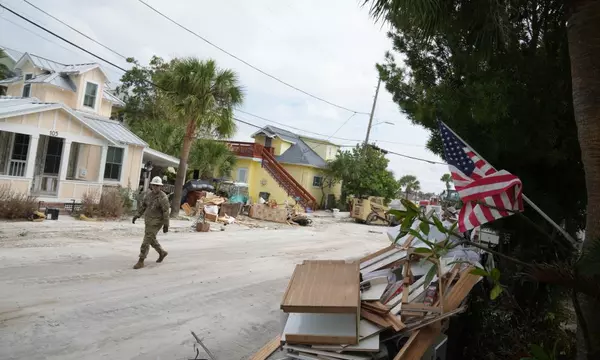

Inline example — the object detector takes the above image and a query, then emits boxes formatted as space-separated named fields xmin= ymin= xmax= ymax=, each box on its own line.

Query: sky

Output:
xmin=0 ymin=0 xmax=448 ymax=192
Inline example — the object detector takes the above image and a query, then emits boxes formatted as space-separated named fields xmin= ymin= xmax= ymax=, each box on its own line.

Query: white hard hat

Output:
xmin=150 ymin=176 xmax=163 ymax=186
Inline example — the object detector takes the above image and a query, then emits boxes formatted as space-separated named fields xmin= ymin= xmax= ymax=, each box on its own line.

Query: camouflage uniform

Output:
xmin=136 ymin=190 xmax=170 ymax=259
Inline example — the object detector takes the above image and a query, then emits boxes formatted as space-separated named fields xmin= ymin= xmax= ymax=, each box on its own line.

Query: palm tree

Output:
xmin=188 ymin=139 xmax=237 ymax=180
xmin=363 ymin=1 xmax=600 ymax=357
xmin=398 ymin=175 xmax=420 ymax=200
xmin=157 ymin=58 xmax=243 ymax=215
xmin=440 ymin=173 xmax=452 ymax=192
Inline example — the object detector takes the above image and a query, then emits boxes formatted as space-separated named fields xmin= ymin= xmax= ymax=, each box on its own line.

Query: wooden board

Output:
xmin=360 ymin=248 xmax=401 ymax=269
xmin=313 ymin=333 xmax=380 ymax=352
xmin=359 ymin=245 xmax=396 ymax=264
xmin=249 ymin=335 xmax=281 ymax=360
xmin=360 ymin=251 xmax=407 ymax=274
xmin=281 ymin=261 xmax=359 ymax=314
xmin=283 ymin=313 xmax=358 ymax=345
xmin=360 ymin=309 xmax=390 ymax=328
xmin=360 ymin=276 xmax=389 ymax=301
xmin=283 ymin=345 xmax=372 ymax=360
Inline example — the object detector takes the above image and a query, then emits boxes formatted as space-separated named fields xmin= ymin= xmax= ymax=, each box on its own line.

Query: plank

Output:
xmin=359 ymin=244 xmax=395 ymax=264
xmin=393 ymin=330 xmax=419 ymax=360
xmin=360 ymin=309 xmax=390 ymax=328
xmin=386 ymin=313 xmax=405 ymax=332
xmin=281 ymin=261 xmax=359 ymax=314
xmin=283 ymin=313 xmax=357 ymax=345
xmin=360 ymin=248 xmax=401 ymax=269
xmin=249 ymin=335 xmax=281 ymax=360
xmin=360 ymin=251 xmax=407 ymax=274
xmin=283 ymin=345 xmax=371 ymax=360
xmin=313 ymin=333 xmax=380 ymax=352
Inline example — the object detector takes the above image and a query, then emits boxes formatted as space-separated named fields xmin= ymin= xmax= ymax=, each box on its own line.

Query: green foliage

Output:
xmin=188 ymin=139 xmax=237 ymax=179
xmin=0 ymin=49 xmax=12 ymax=81
xmin=327 ymin=144 xmax=398 ymax=202
xmin=362 ymin=0 xmax=581 ymax=357
xmin=440 ymin=173 xmax=452 ymax=191
xmin=398 ymin=174 xmax=420 ymax=199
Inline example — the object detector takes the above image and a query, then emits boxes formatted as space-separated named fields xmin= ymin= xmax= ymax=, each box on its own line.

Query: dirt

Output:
xmin=0 ymin=213 xmax=387 ymax=360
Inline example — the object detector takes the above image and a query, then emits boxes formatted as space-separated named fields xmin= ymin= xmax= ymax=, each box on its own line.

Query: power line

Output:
xmin=3 ymin=3 xmax=443 ymax=166
xmin=0 ymin=3 xmax=129 ymax=73
xmin=311 ymin=112 xmax=357 ymax=150
xmin=136 ymin=0 xmax=370 ymax=115
xmin=21 ymin=0 xmax=129 ymax=61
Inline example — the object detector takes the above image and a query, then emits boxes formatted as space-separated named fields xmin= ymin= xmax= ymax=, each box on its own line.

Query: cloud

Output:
xmin=1 ymin=0 xmax=448 ymax=192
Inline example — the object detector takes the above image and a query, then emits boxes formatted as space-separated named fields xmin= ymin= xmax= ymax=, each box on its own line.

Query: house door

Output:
xmin=264 ymin=137 xmax=272 ymax=148
xmin=32 ymin=135 xmax=64 ymax=195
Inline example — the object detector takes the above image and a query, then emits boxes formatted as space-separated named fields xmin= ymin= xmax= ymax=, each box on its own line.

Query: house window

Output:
xmin=104 ymin=146 xmax=123 ymax=181
xmin=66 ymin=142 xmax=81 ymax=179
xmin=0 ymin=132 xmax=30 ymax=176
xmin=22 ymin=74 xmax=33 ymax=98
xmin=313 ymin=176 xmax=323 ymax=187
xmin=83 ymin=82 xmax=98 ymax=108
xmin=237 ymin=167 xmax=248 ymax=183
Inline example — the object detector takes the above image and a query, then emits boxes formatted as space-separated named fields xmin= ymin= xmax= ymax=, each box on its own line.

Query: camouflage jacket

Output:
xmin=137 ymin=191 xmax=170 ymax=227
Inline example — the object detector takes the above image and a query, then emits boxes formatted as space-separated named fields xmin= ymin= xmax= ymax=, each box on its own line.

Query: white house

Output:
xmin=0 ymin=51 xmax=178 ymax=203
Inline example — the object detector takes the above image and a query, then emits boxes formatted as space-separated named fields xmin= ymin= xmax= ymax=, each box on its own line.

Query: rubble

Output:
xmin=251 ymin=217 xmax=484 ymax=360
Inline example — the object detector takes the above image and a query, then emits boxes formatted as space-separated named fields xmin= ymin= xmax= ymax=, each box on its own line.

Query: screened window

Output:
xmin=66 ymin=142 xmax=81 ymax=179
xmin=104 ymin=146 xmax=123 ymax=181
xmin=312 ymin=176 xmax=323 ymax=187
xmin=83 ymin=82 xmax=98 ymax=108
xmin=22 ymin=74 xmax=33 ymax=98
xmin=43 ymin=137 xmax=63 ymax=175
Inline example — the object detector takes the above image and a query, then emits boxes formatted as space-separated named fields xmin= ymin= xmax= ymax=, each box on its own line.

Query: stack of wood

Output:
xmin=251 ymin=243 xmax=482 ymax=360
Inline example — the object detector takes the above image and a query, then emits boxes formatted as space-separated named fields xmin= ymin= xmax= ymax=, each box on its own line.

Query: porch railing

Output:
xmin=8 ymin=160 xmax=26 ymax=177
xmin=226 ymin=141 xmax=274 ymax=158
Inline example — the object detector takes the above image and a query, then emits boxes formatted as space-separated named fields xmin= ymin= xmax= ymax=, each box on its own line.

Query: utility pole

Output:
xmin=364 ymin=77 xmax=382 ymax=146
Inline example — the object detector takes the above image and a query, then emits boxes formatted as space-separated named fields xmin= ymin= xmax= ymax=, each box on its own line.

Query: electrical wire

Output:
xmin=310 ymin=112 xmax=357 ymax=150
xmin=21 ymin=0 xmax=129 ymax=60
xmin=136 ymin=0 xmax=370 ymax=115
xmin=1 ymin=3 xmax=445 ymax=166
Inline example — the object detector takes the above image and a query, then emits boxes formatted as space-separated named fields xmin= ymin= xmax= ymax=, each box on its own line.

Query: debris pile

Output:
xmin=251 ymin=218 xmax=484 ymax=360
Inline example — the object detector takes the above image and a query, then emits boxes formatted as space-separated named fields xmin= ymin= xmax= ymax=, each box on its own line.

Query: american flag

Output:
xmin=439 ymin=122 xmax=524 ymax=232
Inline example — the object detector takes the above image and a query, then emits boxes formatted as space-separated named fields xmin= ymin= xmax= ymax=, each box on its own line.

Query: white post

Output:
xmin=25 ymin=135 xmax=39 ymax=179
xmin=59 ymin=140 xmax=71 ymax=181
xmin=98 ymin=145 xmax=108 ymax=183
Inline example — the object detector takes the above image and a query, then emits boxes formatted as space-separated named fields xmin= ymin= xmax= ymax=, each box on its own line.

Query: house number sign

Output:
xmin=49 ymin=130 xmax=59 ymax=137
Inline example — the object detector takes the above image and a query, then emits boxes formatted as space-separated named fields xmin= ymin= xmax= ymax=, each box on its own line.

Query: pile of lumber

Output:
xmin=251 ymin=235 xmax=483 ymax=359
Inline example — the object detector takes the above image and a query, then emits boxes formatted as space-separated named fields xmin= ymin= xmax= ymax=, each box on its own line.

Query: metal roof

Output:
xmin=26 ymin=73 xmax=77 ymax=92
xmin=102 ymin=89 xmax=125 ymax=107
xmin=143 ymin=147 xmax=179 ymax=167
xmin=15 ymin=53 xmax=66 ymax=73
xmin=0 ymin=75 xmax=21 ymax=85
xmin=1 ymin=47 xmax=23 ymax=62
xmin=252 ymin=125 xmax=328 ymax=168
xmin=74 ymin=110 xmax=147 ymax=147
xmin=0 ymin=97 xmax=62 ymax=118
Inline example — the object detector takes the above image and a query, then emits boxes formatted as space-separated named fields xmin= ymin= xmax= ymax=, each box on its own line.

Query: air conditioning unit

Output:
xmin=78 ymin=168 xmax=88 ymax=179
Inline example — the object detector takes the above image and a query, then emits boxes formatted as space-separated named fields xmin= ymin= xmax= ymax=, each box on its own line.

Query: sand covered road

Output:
xmin=0 ymin=217 xmax=388 ymax=360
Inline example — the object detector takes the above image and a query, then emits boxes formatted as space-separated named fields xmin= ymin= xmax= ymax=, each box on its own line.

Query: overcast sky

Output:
xmin=0 ymin=0 xmax=448 ymax=192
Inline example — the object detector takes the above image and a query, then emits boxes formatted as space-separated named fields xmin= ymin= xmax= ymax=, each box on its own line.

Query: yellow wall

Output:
xmin=230 ymin=157 xmax=342 ymax=208
xmin=301 ymin=138 xmax=340 ymax=161
xmin=40 ymin=86 xmax=77 ymax=108
xmin=252 ymin=135 xmax=293 ymax=156
xmin=0 ymin=178 xmax=30 ymax=194
xmin=120 ymin=145 xmax=143 ymax=188
xmin=72 ymin=143 xmax=101 ymax=181
xmin=58 ymin=181 xmax=102 ymax=199
xmin=99 ymin=99 xmax=112 ymax=117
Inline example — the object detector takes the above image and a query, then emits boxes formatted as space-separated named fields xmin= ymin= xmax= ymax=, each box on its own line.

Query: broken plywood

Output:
xmin=281 ymin=261 xmax=359 ymax=314
xmin=283 ymin=313 xmax=358 ymax=345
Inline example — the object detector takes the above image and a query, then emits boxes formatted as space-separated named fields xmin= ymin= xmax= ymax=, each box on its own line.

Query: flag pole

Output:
xmin=441 ymin=122 xmax=578 ymax=247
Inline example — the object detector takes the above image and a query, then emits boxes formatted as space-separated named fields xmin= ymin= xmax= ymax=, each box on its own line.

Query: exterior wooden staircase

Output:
xmin=260 ymin=147 xmax=317 ymax=209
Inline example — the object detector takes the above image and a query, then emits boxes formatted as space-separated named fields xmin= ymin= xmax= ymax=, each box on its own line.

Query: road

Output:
xmin=0 ymin=216 xmax=388 ymax=360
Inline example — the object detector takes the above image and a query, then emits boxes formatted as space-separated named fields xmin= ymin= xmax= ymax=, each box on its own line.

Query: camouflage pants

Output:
xmin=138 ymin=225 xmax=165 ymax=259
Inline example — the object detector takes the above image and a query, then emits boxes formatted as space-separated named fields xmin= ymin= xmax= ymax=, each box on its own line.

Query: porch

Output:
xmin=227 ymin=141 xmax=274 ymax=158
xmin=0 ymin=130 xmax=109 ymax=201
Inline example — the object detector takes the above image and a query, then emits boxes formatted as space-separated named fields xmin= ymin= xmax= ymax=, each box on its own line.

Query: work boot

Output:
xmin=133 ymin=258 xmax=144 ymax=269
xmin=157 ymin=250 xmax=168 ymax=263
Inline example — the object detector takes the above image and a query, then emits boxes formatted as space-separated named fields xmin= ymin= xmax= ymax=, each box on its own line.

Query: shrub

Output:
xmin=0 ymin=185 xmax=37 ymax=220
xmin=81 ymin=186 xmax=131 ymax=218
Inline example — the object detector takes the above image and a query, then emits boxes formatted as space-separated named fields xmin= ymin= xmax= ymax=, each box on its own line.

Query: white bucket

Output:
xmin=332 ymin=208 xmax=340 ymax=218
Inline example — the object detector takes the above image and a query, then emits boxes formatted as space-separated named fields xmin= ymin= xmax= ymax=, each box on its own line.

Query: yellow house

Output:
xmin=0 ymin=52 xmax=178 ymax=203
xmin=227 ymin=126 xmax=342 ymax=209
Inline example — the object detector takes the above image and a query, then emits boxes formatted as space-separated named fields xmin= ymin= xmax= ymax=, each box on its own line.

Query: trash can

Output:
xmin=45 ymin=208 xmax=60 ymax=220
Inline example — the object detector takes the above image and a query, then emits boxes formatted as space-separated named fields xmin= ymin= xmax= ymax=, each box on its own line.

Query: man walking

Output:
xmin=132 ymin=176 xmax=169 ymax=269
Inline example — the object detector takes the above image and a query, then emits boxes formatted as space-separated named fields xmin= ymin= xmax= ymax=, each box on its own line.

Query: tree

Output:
xmin=139 ymin=57 xmax=242 ymax=216
xmin=440 ymin=173 xmax=452 ymax=192
xmin=362 ymin=0 xmax=597 ymax=357
xmin=188 ymin=139 xmax=237 ymax=180
xmin=398 ymin=175 xmax=420 ymax=199
xmin=328 ymin=145 xmax=397 ymax=203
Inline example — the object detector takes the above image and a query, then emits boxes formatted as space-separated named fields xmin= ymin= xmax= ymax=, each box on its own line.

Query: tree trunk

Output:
xmin=170 ymin=121 xmax=196 ymax=217
xmin=566 ymin=1 xmax=600 ymax=358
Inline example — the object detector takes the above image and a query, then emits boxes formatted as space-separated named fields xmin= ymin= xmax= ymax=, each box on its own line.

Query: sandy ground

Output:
xmin=0 ymin=214 xmax=389 ymax=360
